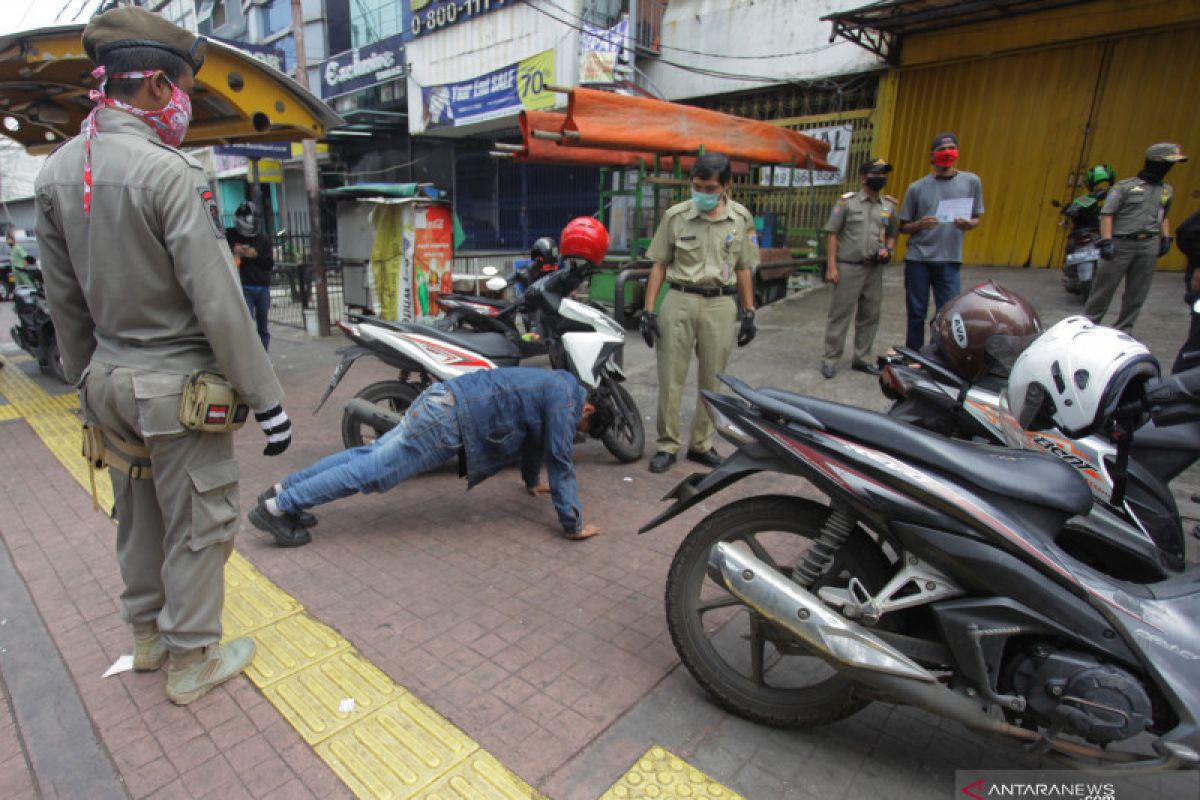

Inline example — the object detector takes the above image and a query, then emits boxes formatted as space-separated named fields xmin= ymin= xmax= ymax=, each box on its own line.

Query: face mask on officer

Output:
xmin=691 ymin=189 xmax=722 ymax=213
xmin=1140 ymin=159 xmax=1173 ymax=183
xmin=864 ymin=176 xmax=887 ymax=191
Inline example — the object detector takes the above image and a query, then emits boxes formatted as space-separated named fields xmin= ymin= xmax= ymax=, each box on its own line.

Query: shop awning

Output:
xmin=557 ymin=88 xmax=834 ymax=170
xmin=821 ymin=0 xmax=1091 ymax=63
xmin=0 ymin=24 xmax=342 ymax=155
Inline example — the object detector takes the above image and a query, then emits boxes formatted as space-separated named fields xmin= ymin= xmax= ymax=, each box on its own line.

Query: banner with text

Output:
xmin=319 ymin=33 xmax=407 ymax=100
xmin=579 ymin=16 xmax=628 ymax=85
xmin=758 ymin=123 xmax=853 ymax=187
xmin=421 ymin=49 xmax=556 ymax=130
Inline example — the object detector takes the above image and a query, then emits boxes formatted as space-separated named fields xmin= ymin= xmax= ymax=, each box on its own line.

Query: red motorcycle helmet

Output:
xmin=932 ymin=281 xmax=1042 ymax=382
xmin=559 ymin=217 xmax=609 ymax=267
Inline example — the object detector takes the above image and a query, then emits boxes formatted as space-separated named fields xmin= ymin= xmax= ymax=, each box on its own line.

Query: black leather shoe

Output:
xmin=851 ymin=361 xmax=880 ymax=376
xmin=248 ymin=504 xmax=312 ymax=547
xmin=685 ymin=448 xmax=722 ymax=468
xmin=649 ymin=451 xmax=676 ymax=473
xmin=820 ymin=364 xmax=836 ymax=380
xmin=258 ymin=487 xmax=317 ymax=528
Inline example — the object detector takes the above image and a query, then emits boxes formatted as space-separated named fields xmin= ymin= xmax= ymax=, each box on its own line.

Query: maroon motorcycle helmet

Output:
xmin=931 ymin=281 xmax=1043 ymax=382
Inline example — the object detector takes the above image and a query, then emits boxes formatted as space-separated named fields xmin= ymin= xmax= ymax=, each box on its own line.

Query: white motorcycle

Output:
xmin=314 ymin=261 xmax=645 ymax=463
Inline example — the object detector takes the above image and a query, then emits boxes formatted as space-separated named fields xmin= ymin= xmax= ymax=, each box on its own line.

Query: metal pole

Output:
xmin=290 ymin=0 xmax=331 ymax=336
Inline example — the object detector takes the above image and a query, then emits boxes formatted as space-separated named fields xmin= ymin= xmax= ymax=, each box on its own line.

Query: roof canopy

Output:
xmin=0 ymin=25 xmax=342 ymax=155
xmin=821 ymin=0 xmax=1090 ymax=63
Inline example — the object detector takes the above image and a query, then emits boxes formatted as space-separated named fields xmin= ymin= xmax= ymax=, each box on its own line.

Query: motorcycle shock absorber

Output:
xmin=793 ymin=506 xmax=856 ymax=586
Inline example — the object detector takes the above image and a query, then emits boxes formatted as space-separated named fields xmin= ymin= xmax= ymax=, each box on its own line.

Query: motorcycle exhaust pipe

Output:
xmin=706 ymin=543 xmax=1137 ymax=762
xmin=344 ymin=398 xmax=403 ymax=436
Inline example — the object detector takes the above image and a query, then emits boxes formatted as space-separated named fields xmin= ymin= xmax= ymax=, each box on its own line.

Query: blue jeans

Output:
xmin=243 ymin=285 xmax=271 ymax=351
xmin=904 ymin=260 xmax=961 ymax=349
xmin=276 ymin=384 xmax=460 ymax=513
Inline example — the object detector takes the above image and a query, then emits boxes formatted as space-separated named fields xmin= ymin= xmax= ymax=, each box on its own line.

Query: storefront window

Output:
xmin=350 ymin=0 xmax=405 ymax=49
xmin=261 ymin=0 xmax=293 ymax=38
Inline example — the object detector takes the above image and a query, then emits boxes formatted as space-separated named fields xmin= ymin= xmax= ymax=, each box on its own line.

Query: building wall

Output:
xmin=883 ymin=2 xmax=1200 ymax=269
xmin=640 ymin=0 xmax=883 ymax=101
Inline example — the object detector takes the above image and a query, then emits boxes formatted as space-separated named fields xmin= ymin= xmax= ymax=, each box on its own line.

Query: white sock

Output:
xmin=274 ymin=482 xmax=284 ymax=495
xmin=265 ymin=497 xmax=283 ymax=517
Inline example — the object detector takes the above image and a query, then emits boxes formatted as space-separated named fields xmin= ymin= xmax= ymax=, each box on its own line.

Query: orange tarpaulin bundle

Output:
xmin=561 ymin=87 xmax=835 ymax=170
xmin=516 ymin=111 xmax=750 ymax=174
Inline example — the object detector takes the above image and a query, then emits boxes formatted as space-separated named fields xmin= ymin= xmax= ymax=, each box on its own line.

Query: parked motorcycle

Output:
xmin=642 ymin=371 xmax=1200 ymax=770
xmin=314 ymin=258 xmax=645 ymax=462
xmin=9 ymin=267 xmax=66 ymax=382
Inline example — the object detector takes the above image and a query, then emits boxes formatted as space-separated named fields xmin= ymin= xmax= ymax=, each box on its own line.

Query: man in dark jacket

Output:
xmin=226 ymin=201 xmax=274 ymax=350
xmin=248 ymin=368 xmax=610 ymax=546
xmin=1171 ymin=208 xmax=1200 ymax=374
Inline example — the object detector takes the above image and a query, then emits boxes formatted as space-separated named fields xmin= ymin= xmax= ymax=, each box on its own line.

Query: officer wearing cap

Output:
xmin=639 ymin=152 xmax=759 ymax=473
xmin=34 ymin=7 xmax=291 ymax=705
xmin=1085 ymin=142 xmax=1188 ymax=333
xmin=820 ymin=158 xmax=899 ymax=379
xmin=898 ymin=132 xmax=984 ymax=348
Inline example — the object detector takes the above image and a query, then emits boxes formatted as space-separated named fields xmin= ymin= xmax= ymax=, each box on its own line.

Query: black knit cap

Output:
xmin=83 ymin=6 xmax=207 ymax=72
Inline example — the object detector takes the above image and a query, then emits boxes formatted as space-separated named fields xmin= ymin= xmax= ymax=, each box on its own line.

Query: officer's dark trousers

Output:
xmin=1084 ymin=238 xmax=1157 ymax=332
xmin=904 ymin=260 xmax=960 ymax=349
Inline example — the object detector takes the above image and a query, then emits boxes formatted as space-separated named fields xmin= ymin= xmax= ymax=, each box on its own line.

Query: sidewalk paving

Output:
xmin=0 ymin=264 xmax=1196 ymax=800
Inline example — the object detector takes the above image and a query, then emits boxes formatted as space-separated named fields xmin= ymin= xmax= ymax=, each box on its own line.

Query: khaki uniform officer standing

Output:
xmin=821 ymin=158 xmax=899 ymax=379
xmin=1085 ymin=142 xmax=1188 ymax=333
xmin=639 ymin=152 xmax=759 ymax=473
xmin=35 ymin=7 xmax=292 ymax=705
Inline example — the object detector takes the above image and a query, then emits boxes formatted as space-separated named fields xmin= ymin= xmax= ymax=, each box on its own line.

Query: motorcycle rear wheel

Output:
xmin=666 ymin=495 xmax=892 ymax=728
xmin=341 ymin=381 xmax=420 ymax=449
xmin=600 ymin=382 xmax=644 ymax=463
xmin=44 ymin=339 xmax=66 ymax=383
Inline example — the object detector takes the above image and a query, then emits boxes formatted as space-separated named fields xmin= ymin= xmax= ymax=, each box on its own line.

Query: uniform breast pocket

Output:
xmin=187 ymin=459 xmax=241 ymax=551
xmin=674 ymin=237 xmax=704 ymax=268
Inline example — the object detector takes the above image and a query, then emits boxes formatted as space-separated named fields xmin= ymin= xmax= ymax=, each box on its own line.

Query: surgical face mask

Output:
xmin=933 ymin=147 xmax=959 ymax=168
xmin=692 ymin=190 xmax=722 ymax=213
xmin=864 ymin=176 xmax=887 ymax=191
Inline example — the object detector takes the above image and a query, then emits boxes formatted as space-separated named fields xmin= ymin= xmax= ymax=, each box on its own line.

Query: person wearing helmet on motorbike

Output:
xmin=249 ymin=368 xmax=611 ymax=546
xmin=1085 ymin=143 xmax=1187 ymax=333
xmin=227 ymin=201 xmax=274 ymax=350
xmin=530 ymin=236 xmax=559 ymax=278
xmin=931 ymin=281 xmax=1042 ymax=383
xmin=1062 ymin=164 xmax=1116 ymax=234
xmin=639 ymin=152 xmax=759 ymax=473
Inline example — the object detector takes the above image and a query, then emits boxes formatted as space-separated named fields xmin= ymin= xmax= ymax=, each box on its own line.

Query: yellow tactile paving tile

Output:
xmin=600 ymin=747 xmax=742 ymax=800
xmin=3 ymin=356 xmax=740 ymax=800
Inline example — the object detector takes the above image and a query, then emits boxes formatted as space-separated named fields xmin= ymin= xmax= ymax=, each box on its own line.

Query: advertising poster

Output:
xmin=579 ymin=16 xmax=627 ymax=85
xmin=369 ymin=205 xmax=403 ymax=321
xmin=758 ymin=123 xmax=854 ymax=187
xmin=319 ymin=33 xmax=407 ymax=100
xmin=412 ymin=204 xmax=454 ymax=317
xmin=422 ymin=49 xmax=555 ymax=130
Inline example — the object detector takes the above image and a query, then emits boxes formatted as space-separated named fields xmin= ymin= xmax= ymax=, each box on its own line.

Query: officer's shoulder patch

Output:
xmin=197 ymin=188 xmax=225 ymax=239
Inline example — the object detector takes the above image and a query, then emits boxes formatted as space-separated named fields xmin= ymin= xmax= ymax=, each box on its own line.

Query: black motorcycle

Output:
xmin=9 ymin=267 xmax=66 ymax=382
xmin=642 ymin=373 xmax=1200 ymax=770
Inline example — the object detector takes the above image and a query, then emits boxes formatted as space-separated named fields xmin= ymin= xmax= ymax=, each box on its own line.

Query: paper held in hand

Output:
xmin=935 ymin=197 xmax=974 ymax=223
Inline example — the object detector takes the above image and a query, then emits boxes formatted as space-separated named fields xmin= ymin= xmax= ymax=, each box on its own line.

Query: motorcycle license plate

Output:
xmin=1065 ymin=247 xmax=1099 ymax=265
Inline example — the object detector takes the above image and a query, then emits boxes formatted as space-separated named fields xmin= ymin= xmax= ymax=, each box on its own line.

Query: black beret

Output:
xmin=83 ymin=7 xmax=206 ymax=72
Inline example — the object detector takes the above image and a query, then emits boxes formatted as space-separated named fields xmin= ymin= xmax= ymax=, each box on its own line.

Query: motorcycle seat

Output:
xmin=761 ymin=387 xmax=1093 ymax=516
xmin=442 ymin=293 xmax=510 ymax=308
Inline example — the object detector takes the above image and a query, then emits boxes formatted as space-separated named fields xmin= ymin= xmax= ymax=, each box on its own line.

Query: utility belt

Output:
xmin=179 ymin=371 xmax=250 ymax=432
xmin=82 ymin=423 xmax=153 ymax=513
xmin=1114 ymin=232 xmax=1158 ymax=241
xmin=668 ymin=282 xmax=737 ymax=298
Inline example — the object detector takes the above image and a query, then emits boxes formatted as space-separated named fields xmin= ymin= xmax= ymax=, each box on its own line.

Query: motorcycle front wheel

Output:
xmin=599 ymin=381 xmax=644 ymax=462
xmin=666 ymin=495 xmax=892 ymax=728
xmin=341 ymin=381 xmax=420 ymax=449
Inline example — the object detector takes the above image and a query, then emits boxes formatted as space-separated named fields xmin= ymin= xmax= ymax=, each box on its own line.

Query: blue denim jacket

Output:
xmin=447 ymin=368 xmax=587 ymax=534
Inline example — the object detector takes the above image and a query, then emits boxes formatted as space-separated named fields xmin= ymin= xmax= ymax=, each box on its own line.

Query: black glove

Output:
xmin=1159 ymin=236 xmax=1175 ymax=258
xmin=737 ymin=311 xmax=757 ymax=348
xmin=1099 ymin=239 xmax=1116 ymax=260
xmin=254 ymin=404 xmax=292 ymax=457
xmin=874 ymin=247 xmax=893 ymax=264
xmin=639 ymin=311 xmax=660 ymax=348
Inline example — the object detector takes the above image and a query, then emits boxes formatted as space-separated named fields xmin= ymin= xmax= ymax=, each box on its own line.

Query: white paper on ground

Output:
xmin=339 ymin=698 xmax=356 ymax=713
xmin=103 ymin=655 xmax=134 ymax=678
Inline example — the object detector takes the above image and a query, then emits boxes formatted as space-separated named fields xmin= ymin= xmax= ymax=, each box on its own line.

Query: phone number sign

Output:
xmin=405 ymin=0 xmax=511 ymax=39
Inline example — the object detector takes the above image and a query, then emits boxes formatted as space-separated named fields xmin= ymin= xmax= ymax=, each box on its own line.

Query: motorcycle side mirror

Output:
xmin=485 ymin=276 xmax=508 ymax=292
xmin=481 ymin=266 xmax=499 ymax=277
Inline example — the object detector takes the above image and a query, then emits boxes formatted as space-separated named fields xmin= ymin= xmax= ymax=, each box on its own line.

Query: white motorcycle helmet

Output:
xmin=1003 ymin=316 xmax=1158 ymax=439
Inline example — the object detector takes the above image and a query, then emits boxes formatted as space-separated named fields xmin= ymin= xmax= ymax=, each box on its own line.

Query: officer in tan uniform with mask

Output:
xmin=639 ymin=152 xmax=759 ymax=473
xmin=35 ymin=7 xmax=292 ymax=705
xmin=1085 ymin=142 xmax=1188 ymax=333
